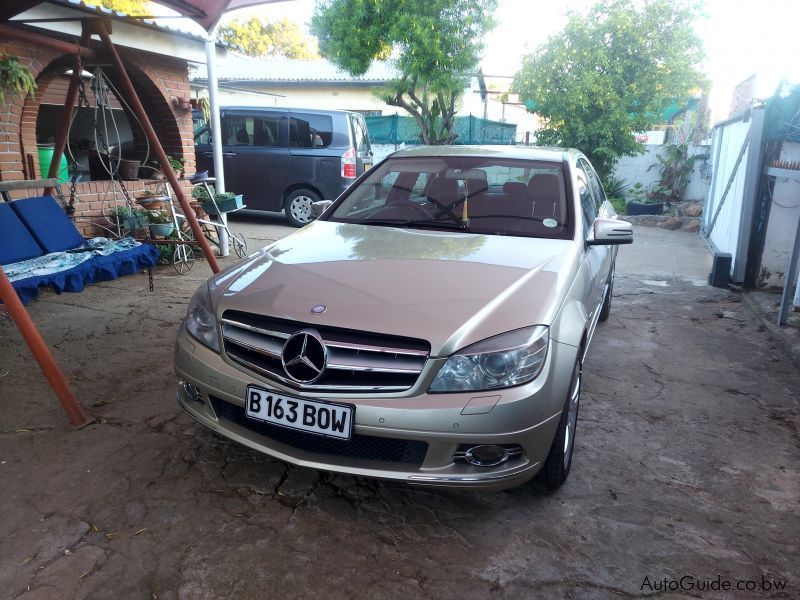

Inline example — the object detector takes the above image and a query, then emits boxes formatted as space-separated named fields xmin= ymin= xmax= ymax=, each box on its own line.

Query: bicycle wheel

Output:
xmin=173 ymin=244 xmax=195 ymax=274
xmin=233 ymin=232 xmax=248 ymax=258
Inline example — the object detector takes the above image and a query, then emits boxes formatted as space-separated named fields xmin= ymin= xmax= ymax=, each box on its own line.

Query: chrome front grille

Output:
xmin=221 ymin=311 xmax=430 ymax=392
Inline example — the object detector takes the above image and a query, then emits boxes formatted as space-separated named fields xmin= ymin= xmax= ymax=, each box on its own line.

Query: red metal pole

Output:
xmin=0 ymin=267 xmax=92 ymax=428
xmin=44 ymin=28 xmax=91 ymax=197
xmin=96 ymin=24 xmax=221 ymax=274
xmin=0 ymin=25 xmax=96 ymax=59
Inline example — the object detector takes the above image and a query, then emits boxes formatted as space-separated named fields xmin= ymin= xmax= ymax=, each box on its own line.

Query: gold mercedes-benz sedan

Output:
xmin=174 ymin=146 xmax=632 ymax=491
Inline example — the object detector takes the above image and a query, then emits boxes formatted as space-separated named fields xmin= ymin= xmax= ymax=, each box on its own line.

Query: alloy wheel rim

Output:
xmin=563 ymin=369 xmax=580 ymax=469
xmin=290 ymin=196 xmax=313 ymax=223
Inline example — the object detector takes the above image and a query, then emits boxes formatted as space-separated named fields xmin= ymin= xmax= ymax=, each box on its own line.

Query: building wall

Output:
xmin=612 ymin=144 xmax=711 ymax=202
xmin=0 ymin=38 xmax=196 ymax=236
xmin=760 ymin=142 xmax=800 ymax=286
xmin=209 ymin=84 xmax=393 ymax=114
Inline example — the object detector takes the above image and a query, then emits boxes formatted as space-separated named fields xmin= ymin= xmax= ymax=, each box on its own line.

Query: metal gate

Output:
xmin=703 ymin=106 xmax=766 ymax=283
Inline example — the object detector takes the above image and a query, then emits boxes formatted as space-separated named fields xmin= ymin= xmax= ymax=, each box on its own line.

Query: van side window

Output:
xmin=224 ymin=116 xmax=281 ymax=147
xmin=290 ymin=114 xmax=333 ymax=148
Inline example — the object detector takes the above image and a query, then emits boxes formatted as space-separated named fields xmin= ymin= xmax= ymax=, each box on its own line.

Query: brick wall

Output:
xmin=0 ymin=38 xmax=197 ymax=236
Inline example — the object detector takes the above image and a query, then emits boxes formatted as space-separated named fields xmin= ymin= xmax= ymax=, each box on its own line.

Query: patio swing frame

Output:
xmin=0 ymin=18 xmax=222 ymax=427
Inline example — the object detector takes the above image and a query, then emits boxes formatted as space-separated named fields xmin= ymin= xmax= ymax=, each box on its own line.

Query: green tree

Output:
xmin=312 ymin=0 xmax=496 ymax=145
xmin=91 ymin=0 xmax=151 ymax=16
xmin=218 ymin=17 xmax=319 ymax=59
xmin=513 ymin=0 xmax=705 ymax=178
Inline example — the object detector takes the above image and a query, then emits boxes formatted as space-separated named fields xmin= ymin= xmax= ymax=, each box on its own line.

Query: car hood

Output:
xmin=210 ymin=221 xmax=579 ymax=356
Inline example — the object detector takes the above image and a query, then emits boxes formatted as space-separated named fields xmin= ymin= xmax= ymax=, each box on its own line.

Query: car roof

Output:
xmin=388 ymin=145 xmax=577 ymax=162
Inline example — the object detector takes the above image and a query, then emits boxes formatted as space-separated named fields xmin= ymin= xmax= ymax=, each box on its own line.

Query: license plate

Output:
xmin=245 ymin=385 xmax=354 ymax=440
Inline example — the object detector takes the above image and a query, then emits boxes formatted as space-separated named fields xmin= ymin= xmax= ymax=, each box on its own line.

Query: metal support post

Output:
xmin=205 ymin=33 xmax=228 ymax=256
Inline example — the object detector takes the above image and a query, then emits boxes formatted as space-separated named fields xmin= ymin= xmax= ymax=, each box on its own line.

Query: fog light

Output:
xmin=464 ymin=444 xmax=509 ymax=467
xmin=183 ymin=382 xmax=201 ymax=402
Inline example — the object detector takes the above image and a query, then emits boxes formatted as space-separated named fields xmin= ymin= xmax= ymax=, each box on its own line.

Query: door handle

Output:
xmin=222 ymin=152 xmax=237 ymax=157
xmin=202 ymin=152 xmax=213 ymax=157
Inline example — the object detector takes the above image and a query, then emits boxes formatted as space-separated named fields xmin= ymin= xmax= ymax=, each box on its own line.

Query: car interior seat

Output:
xmin=426 ymin=177 xmax=461 ymax=220
xmin=235 ymin=127 xmax=250 ymax=145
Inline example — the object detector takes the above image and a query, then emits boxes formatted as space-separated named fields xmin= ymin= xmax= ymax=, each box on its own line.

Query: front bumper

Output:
xmin=174 ymin=325 xmax=579 ymax=491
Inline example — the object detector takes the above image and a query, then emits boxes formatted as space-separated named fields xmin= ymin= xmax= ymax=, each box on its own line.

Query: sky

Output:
xmin=164 ymin=0 xmax=800 ymax=123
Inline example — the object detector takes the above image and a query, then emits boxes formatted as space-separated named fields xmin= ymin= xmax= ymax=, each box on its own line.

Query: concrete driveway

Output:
xmin=0 ymin=223 xmax=797 ymax=599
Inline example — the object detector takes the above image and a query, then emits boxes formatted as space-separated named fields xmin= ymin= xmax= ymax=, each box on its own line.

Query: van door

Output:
xmin=210 ymin=111 xmax=289 ymax=212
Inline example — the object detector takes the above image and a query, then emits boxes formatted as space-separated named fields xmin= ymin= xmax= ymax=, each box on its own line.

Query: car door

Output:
xmin=212 ymin=111 xmax=290 ymax=212
xmin=576 ymin=159 xmax=610 ymax=317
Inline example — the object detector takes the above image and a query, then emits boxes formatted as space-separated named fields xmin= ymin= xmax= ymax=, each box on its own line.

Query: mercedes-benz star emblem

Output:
xmin=311 ymin=304 xmax=327 ymax=314
xmin=281 ymin=329 xmax=327 ymax=384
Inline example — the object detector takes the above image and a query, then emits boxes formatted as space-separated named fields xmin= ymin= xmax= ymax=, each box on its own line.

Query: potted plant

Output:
xmin=109 ymin=205 xmax=148 ymax=231
xmin=0 ymin=54 xmax=37 ymax=106
xmin=647 ymin=143 xmax=702 ymax=207
xmin=192 ymin=185 xmax=244 ymax=215
xmin=135 ymin=189 xmax=169 ymax=211
xmin=147 ymin=209 xmax=175 ymax=237
xmin=166 ymin=155 xmax=185 ymax=178
xmin=625 ymin=183 xmax=663 ymax=216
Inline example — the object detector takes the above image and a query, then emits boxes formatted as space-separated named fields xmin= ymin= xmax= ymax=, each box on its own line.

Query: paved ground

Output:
xmin=0 ymin=223 xmax=798 ymax=599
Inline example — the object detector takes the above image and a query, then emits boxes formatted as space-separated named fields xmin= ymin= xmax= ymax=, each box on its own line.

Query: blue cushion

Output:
xmin=0 ymin=203 xmax=45 ymax=265
xmin=10 ymin=195 xmax=84 ymax=253
xmin=8 ymin=242 xmax=159 ymax=305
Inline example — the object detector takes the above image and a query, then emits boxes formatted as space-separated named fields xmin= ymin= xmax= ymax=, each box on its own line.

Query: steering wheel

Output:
xmin=370 ymin=199 xmax=435 ymax=221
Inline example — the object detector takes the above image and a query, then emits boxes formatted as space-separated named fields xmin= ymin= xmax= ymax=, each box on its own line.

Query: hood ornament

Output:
xmin=311 ymin=304 xmax=327 ymax=314
xmin=281 ymin=329 xmax=327 ymax=384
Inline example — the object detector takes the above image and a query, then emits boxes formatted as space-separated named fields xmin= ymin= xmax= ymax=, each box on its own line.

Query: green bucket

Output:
xmin=37 ymin=145 xmax=69 ymax=183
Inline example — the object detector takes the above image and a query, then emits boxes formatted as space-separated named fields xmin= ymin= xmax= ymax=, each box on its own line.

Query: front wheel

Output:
xmin=536 ymin=358 xmax=581 ymax=491
xmin=598 ymin=267 xmax=614 ymax=322
xmin=284 ymin=189 xmax=320 ymax=227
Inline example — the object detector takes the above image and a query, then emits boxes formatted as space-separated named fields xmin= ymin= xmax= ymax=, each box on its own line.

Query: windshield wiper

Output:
xmin=349 ymin=218 xmax=472 ymax=232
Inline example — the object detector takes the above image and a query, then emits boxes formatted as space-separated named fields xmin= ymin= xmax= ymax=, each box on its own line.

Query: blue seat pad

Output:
xmin=10 ymin=195 xmax=85 ymax=253
xmin=0 ymin=203 xmax=45 ymax=265
xmin=9 ymin=243 xmax=159 ymax=305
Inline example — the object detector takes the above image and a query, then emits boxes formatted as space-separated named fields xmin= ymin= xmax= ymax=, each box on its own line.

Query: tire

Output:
xmin=536 ymin=358 xmax=581 ymax=491
xmin=598 ymin=267 xmax=614 ymax=322
xmin=284 ymin=188 xmax=320 ymax=227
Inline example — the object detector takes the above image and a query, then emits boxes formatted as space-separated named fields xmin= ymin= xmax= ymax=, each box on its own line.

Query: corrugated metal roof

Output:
xmin=191 ymin=54 xmax=398 ymax=83
xmin=46 ymin=0 xmax=217 ymax=44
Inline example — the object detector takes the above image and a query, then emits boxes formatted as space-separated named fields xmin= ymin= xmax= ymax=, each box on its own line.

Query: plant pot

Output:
xmin=119 ymin=159 xmax=141 ymax=180
xmin=202 ymin=194 xmax=244 ymax=215
xmin=626 ymin=202 xmax=663 ymax=216
xmin=123 ymin=213 xmax=149 ymax=231
xmin=149 ymin=223 xmax=175 ymax=237
xmin=136 ymin=195 xmax=169 ymax=211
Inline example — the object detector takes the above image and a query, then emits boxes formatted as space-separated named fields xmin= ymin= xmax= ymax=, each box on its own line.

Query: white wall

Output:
xmin=209 ymin=85 xmax=395 ymax=114
xmin=760 ymin=142 xmax=800 ymax=286
xmin=613 ymin=143 xmax=711 ymax=202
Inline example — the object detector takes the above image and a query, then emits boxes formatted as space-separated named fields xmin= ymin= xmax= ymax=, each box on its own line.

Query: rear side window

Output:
xmin=350 ymin=114 xmax=371 ymax=154
xmin=290 ymin=114 xmax=333 ymax=148
xmin=224 ymin=115 xmax=282 ymax=147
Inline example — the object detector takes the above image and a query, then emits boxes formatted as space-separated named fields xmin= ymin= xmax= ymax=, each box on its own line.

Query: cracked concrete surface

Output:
xmin=0 ymin=222 xmax=798 ymax=599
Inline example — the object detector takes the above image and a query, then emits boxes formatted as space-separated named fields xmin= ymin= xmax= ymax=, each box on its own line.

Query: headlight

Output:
xmin=185 ymin=283 xmax=220 ymax=352
xmin=429 ymin=326 xmax=549 ymax=392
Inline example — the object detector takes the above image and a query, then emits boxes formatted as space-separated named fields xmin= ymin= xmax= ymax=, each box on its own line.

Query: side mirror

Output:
xmin=310 ymin=200 xmax=333 ymax=220
xmin=587 ymin=218 xmax=633 ymax=245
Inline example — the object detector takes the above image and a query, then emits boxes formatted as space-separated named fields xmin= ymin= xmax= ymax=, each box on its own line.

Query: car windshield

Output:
xmin=327 ymin=156 xmax=571 ymax=239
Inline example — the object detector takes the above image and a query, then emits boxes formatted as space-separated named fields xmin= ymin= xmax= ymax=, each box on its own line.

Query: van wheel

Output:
xmin=285 ymin=189 xmax=320 ymax=227
xmin=535 ymin=358 xmax=581 ymax=492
